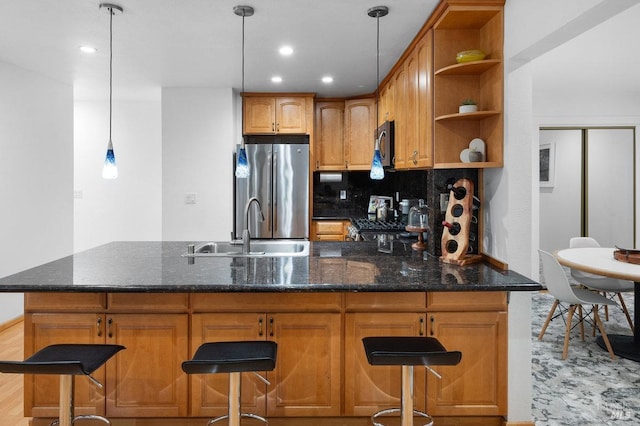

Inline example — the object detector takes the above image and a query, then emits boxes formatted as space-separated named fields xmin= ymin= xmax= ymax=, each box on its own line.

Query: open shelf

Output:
xmin=435 ymin=110 xmax=500 ymax=122
xmin=435 ymin=59 xmax=501 ymax=76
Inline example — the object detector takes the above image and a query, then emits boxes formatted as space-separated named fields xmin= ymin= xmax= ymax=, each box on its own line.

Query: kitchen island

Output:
xmin=0 ymin=241 xmax=540 ymax=425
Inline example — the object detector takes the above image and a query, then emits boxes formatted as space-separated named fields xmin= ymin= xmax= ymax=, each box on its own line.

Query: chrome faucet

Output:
xmin=243 ymin=197 xmax=264 ymax=254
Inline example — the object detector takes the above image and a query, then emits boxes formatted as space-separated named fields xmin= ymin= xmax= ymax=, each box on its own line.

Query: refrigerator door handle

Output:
xmin=273 ymin=151 xmax=277 ymax=233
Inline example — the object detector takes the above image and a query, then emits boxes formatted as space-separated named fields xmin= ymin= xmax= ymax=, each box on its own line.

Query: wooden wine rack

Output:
xmin=440 ymin=178 xmax=482 ymax=265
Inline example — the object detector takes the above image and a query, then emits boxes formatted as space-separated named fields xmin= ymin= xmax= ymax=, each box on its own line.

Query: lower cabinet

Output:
xmin=191 ymin=312 xmax=342 ymax=417
xmin=24 ymin=312 xmax=189 ymax=418
xmin=25 ymin=313 xmax=105 ymax=418
xmin=426 ymin=292 xmax=508 ymax=416
xmin=344 ymin=312 xmax=427 ymax=416
xmin=24 ymin=291 xmax=507 ymax=421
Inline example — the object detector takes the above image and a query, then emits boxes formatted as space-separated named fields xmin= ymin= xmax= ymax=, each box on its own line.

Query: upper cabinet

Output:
xmin=313 ymin=97 xmax=375 ymax=171
xmin=432 ymin=2 xmax=504 ymax=168
xmin=344 ymin=98 xmax=376 ymax=170
xmin=314 ymin=101 xmax=345 ymax=170
xmin=243 ymin=94 xmax=314 ymax=135
xmin=389 ymin=30 xmax=433 ymax=170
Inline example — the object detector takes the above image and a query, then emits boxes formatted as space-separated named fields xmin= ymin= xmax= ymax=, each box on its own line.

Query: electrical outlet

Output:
xmin=340 ymin=190 xmax=347 ymax=200
xmin=185 ymin=193 xmax=197 ymax=204
xmin=440 ymin=193 xmax=449 ymax=213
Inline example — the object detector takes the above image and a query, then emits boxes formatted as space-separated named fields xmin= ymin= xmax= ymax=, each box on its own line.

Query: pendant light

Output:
xmin=368 ymin=6 xmax=388 ymax=181
xmin=100 ymin=3 xmax=123 ymax=179
xmin=234 ymin=5 xmax=254 ymax=179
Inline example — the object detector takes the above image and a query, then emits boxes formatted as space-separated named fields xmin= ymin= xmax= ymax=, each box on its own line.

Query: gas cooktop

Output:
xmin=352 ymin=218 xmax=406 ymax=232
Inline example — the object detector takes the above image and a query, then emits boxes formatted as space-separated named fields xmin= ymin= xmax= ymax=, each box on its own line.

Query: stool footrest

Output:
xmin=50 ymin=414 xmax=111 ymax=426
xmin=207 ymin=412 xmax=268 ymax=425
xmin=372 ymin=407 xmax=433 ymax=426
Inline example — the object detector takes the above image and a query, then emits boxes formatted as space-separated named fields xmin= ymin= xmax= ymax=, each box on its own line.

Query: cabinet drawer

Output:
xmin=24 ymin=292 xmax=106 ymax=312
xmin=315 ymin=220 xmax=347 ymax=235
xmin=427 ymin=291 xmax=507 ymax=311
xmin=107 ymin=293 xmax=189 ymax=312
xmin=345 ymin=292 xmax=426 ymax=312
xmin=191 ymin=293 xmax=342 ymax=312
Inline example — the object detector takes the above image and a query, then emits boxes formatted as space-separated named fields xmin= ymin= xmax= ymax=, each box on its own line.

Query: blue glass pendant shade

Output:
xmin=369 ymin=131 xmax=385 ymax=180
xmin=235 ymin=146 xmax=250 ymax=178
xmin=102 ymin=139 xmax=118 ymax=179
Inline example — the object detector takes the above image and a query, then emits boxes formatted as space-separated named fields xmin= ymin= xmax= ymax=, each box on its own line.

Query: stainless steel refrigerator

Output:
xmin=234 ymin=135 xmax=309 ymax=239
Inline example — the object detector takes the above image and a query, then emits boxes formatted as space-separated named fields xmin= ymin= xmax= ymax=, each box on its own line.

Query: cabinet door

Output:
xmin=344 ymin=98 xmax=376 ymax=170
xmin=244 ymin=97 xmax=276 ymax=134
xmin=24 ymin=313 xmax=106 ymax=418
xmin=190 ymin=313 xmax=266 ymax=417
xmin=344 ymin=312 xmax=427 ymax=416
xmin=406 ymin=31 xmax=433 ymax=169
xmin=276 ymin=97 xmax=307 ymax=134
xmin=105 ymin=314 xmax=188 ymax=417
xmin=427 ymin=311 xmax=507 ymax=416
xmin=267 ymin=313 xmax=341 ymax=416
xmin=392 ymin=67 xmax=407 ymax=169
xmin=314 ymin=101 xmax=345 ymax=170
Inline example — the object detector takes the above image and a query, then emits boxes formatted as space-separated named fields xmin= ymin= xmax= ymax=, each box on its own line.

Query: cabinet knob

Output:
xmin=419 ymin=317 xmax=425 ymax=336
xmin=108 ymin=318 xmax=113 ymax=338
xmin=269 ymin=317 xmax=274 ymax=337
xmin=97 ymin=317 xmax=103 ymax=337
xmin=259 ymin=317 xmax=263 ymax=336
xmin=412 ymin=150 xmax=418 ymax=166
xmin=272 ymin=122 xmax=275 ymax=131
xmin=429 ymin=316 xmax=435 ymax=336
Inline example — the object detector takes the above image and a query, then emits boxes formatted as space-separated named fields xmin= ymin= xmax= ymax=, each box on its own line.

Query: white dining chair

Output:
xmin=569 ymin=237 xmax=634 ymax=332
xmin=538 ymin=249 xmax=617 ymax=360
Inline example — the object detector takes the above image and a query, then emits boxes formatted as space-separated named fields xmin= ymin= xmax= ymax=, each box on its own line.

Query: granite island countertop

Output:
xmin=0 ymin=241 xmax=541 ymax=293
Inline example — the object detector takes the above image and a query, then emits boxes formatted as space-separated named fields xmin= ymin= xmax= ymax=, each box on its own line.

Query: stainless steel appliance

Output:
xmin=234 ymin=135 xmax=309 ymax=239
xmin=376 ymin=120 xmax=395 ymax=168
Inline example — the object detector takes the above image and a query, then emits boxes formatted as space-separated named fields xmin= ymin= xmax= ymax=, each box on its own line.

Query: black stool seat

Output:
xmin=363 ymin=336 xmax=462 ymax=366
xmin=0 ymin=344 xmax=124 ymax=376
xmin=362 ymin=337 xmax=461 ymax=426
xmin=182 ymin=341 xmax=277 ymax=426
xmin=182 ymin=341 xmax=277 ymax=374
xmin=0 ymin=344 xmax=124 ymax=426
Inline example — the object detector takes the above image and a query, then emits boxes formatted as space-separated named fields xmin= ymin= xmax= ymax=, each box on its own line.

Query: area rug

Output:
xmin=531 ymin=289 xmax=640 ymax=425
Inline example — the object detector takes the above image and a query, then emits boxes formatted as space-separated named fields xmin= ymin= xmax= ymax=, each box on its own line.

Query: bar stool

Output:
xmin=182 ymin=340 xmax=277 ymax=426
xmin=0 ymin=343 xmax=125 ymax=426
xmin=362 ymin=336 xmax=462 ymax=426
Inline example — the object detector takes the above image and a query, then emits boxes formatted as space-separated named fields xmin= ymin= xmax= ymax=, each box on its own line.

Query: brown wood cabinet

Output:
xmin=432 ymin=3 xmax=504 ymax=168
xmin=24 ymin=294 xmax=189 ymax=419
xmin=24 ymin=289 xmax=508 ymax=423
xmin=190 ymin=296 xmax=342 ymax=417
xmin=344 ymin=312 xmax=427 ymax=416
xmin=314 ymin=98 xmax=375 ymax=171
xmin=426 ymin=291 xmax=507 ymax=416
xmin=243 ymin=95 xmax=312 ymax=135
xmin=311 ymin=219 xmax=349 ymax=241
xmin=344 ymin=98 xmax=376 ymax=170
xmin=314 ymin=101 xmax=345 ymax=170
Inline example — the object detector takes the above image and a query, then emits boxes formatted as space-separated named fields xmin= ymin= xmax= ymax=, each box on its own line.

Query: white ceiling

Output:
xmin=0 ymin=0 xmax=439 ymax=100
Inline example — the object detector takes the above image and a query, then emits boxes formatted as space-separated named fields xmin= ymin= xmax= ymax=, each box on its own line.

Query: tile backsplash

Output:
xmin=313 ymin=169 xmax=479 ymax=256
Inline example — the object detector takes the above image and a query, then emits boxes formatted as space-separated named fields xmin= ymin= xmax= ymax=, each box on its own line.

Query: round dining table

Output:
xmin=555 ymin=247 xmax=640 ymax=362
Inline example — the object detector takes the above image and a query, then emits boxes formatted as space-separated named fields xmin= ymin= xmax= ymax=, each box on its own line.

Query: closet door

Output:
xmin=586 ymin=128 xmax=634 ymax=248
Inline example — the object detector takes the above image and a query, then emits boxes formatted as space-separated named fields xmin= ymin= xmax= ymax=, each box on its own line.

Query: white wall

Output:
xmin=500 ymin=0 xmax=638 ymax=422
xmin=0 ymin=61 xmax=73 ymax=323
xmin=161 ymin=87 xmax=236 ymax=241
xmin=74 ymin=100 xmax=162 ymax=251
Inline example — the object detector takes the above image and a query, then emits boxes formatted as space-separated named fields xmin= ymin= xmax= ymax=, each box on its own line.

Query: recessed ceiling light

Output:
xmin=271 ymin=76 xmax=283 ymax=83
xmin=79 ymin=45 xmax=97 ymax=54
xmin=279 ymin=46 xmax=293 ymax=56
xmin=322 ymin=76 xmax=334 ymax=84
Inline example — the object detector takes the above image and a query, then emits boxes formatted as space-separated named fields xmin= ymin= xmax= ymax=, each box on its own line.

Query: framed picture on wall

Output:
xmin=539 ymin=142 xmax=555 ymax=187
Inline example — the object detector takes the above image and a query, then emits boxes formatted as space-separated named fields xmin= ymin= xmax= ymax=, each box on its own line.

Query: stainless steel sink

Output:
xmin=183 ymin=240 xmax=310 ymax=257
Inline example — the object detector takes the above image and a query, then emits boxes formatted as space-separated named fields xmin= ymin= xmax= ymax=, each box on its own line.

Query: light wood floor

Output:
xmin=0 ymin=320 xmax=30 ymax=426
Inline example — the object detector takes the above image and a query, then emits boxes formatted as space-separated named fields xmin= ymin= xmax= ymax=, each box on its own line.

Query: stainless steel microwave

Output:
xmin=376 ymin=120 xmax=395 ymax=168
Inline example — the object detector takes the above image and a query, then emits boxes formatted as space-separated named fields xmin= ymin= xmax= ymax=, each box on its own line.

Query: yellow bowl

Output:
xmin=456 ymin=49 xmax=486 ymax=63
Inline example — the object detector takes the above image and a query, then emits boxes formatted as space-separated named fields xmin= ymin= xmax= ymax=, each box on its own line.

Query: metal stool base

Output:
xmin=50 ymin=414 xmax=111 ymax=426
xmin=207 ymin=412 xmax=268 ymax=425
xmin=371 ymin=407 xmax=433 ymax=426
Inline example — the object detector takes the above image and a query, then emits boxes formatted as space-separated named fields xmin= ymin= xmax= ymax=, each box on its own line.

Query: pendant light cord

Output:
xmin=109 ymin=6 xmax=113 ymax=142
xmin=241 ymin=13 xmax=245 ymax=94
xmin=375 ymin=13 xmax=380 ymax=132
